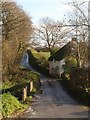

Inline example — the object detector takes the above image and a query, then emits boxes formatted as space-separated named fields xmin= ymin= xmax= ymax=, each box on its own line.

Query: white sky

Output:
xmin=15 ymin=0 xmax=88 ymax=25
xmin=15 ymin=0 xmax=75 ymax=25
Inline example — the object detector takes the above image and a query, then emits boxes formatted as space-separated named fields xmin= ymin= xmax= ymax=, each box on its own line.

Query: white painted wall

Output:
xmin=49 ymin=59 xmax=65 ymax=77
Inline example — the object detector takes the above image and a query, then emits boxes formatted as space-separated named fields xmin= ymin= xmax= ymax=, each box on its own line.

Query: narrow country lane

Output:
xmin=19 ymin=53 xmax=89 ymax=118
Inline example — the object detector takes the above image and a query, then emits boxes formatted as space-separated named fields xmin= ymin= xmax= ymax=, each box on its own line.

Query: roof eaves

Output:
xmin=48 ymin=42 xmax=71 ymax=61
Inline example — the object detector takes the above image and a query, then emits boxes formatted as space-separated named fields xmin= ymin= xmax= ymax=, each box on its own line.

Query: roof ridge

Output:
xmin=48 ymin=41 xmax=72 ymax=61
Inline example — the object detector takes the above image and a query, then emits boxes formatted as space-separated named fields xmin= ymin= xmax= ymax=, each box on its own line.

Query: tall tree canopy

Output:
xmin=1 ymin=2 xmax=33 ymax=81
xmin=31 ymin=17 xmax=71 ymax=55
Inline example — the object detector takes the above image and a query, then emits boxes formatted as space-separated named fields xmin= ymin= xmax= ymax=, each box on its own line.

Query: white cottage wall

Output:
xmin=49 ymin=59 xmax=65 ymax=77
xmin=59 ymin=59 xmax=65 ymax=76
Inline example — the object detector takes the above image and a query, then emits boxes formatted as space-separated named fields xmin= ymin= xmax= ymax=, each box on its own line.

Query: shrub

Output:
xmin=51 ymin=47 xmax=59 ymax=55
xmin=24 ymin=96 xmax=33 ymax=104
xmin=2 ymin=93 xmax=25 ymax=118
xmin=65 ymin=57 xmax=77 ymax=68
xmin=61 ymin=67 xmax=90 ymax=105
xmin=29 ymin=71 xmax=40 ymax=81
xmin=37 ymin=56 xmax=49 ymax=69
xmin=2 ymin=70 xmax=41 ymax=100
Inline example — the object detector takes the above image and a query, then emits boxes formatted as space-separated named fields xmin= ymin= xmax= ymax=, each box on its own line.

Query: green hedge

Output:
xmin=27 ymin=49 xmax=52 ymax=77
xmin=61 ymin=67 xmax=90 ymax=105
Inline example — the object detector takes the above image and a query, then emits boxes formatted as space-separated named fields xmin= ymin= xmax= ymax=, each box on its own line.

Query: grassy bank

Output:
xmin=1 ymin=68 xmax=41 ymax=118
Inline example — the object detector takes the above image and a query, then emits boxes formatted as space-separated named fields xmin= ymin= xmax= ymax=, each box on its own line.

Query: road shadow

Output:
xmin=38 ymin=78 xmax=79 ymax=106
xmin=70 ymin=109 xmax=89 ymax=118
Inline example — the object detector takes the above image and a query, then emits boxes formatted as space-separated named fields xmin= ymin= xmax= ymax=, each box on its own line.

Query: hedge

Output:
xmin=61 ymin=67 xmax=90 ymax=105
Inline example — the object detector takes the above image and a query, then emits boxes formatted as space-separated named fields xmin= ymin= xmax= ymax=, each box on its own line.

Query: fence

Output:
xmin=22 ymin=80 xmax=34 ymax=101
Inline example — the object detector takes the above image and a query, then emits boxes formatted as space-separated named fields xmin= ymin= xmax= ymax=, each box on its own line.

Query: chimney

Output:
xmin=71 ymin=38 xmax=78 ymax=47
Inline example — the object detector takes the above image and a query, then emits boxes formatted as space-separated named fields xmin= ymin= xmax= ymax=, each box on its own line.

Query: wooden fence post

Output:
xmin=30 ymin=80 xmax=33 ymax=92
xmin=22 ymin=86 xmax=27 ymax=101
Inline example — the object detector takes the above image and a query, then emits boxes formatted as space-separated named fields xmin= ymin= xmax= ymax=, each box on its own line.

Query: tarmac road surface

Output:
xmin=18 ymin=53 xmax=89 ymax=118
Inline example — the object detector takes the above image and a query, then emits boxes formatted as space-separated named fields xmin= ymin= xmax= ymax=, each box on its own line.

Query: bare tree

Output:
xmin=1 ymin=2 xmax=33 ymax=81
xmin=32 ymin=17 xmax=71 ymax=55
xmin=65 ymin=0 xmax=88 ymax=67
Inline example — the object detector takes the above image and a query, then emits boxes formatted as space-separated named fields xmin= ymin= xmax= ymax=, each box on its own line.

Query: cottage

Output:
xmin=48 ymin=38 xmax=77 ymax=77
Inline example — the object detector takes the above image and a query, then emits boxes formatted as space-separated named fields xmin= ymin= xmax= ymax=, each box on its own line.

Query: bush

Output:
xmin=65 ymin=57 xmax=77 ymax=68
xmin=24 ymin=96 xmax=33 ymax=104
xmin=61 ymin=67 xmax=90 ymax=105
xmin=2 ymin=93 xmax=25 ymax=118
xmin=37 ymin=56 xmax=49 ymax=69
xmin=1 ymin=70 xmax=41 ymax=118
xmin=29 ymin=71 xmax=40 ymax=81
xmin=61 ymin=72 xmax=70 ymax=81
xmin=51 ymin=47 xmax=59 ymax=55
xmin=28 ymin=71 xmax=41 ymax=91
xmin=2 ymin=70 xmax=41 ymax=100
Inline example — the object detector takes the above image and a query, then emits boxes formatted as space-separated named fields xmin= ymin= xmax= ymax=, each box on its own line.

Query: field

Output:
xmin=31 ymin=49 xmax=50 ymax=59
